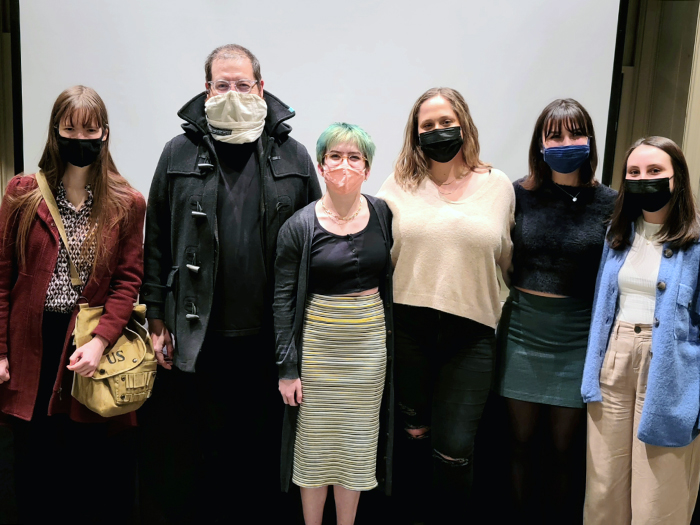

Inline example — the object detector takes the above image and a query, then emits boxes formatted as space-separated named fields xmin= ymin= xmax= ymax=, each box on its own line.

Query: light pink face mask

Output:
xmin=322 ymin=166 xmax=366 ymax=195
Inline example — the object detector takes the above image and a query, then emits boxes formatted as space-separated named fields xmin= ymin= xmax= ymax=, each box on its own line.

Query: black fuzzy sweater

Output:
xmin=510 ymin=178 xmax=617 ymax=300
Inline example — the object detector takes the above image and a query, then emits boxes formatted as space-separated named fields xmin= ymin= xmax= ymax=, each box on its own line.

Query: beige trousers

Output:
xmin=584 ymin=321 xmax=700 ymax=525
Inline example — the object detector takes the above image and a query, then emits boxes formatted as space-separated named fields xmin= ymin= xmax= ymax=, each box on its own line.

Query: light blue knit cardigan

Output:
xmin=582 ymin=224 xmax=700 ymax=447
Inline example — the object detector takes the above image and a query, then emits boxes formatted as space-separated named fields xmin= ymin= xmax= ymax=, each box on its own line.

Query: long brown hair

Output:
xmin=607 ymin=136 xmax=700 ymax=250
xmin=522 ymin=98 xmax=598 ymax=190
xmin=393 ymin=87 xmax=490 ymax=190
xmin=3 ymin=85 xmax=137 ymax=273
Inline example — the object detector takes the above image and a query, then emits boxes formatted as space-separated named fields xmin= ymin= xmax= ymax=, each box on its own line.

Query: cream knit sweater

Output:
xmin=377 ymin=169 xmax=514 ymax=328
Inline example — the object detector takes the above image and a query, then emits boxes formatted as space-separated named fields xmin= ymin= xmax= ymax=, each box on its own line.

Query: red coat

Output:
xmin=0 ymin=174 xmax=146 ymax=424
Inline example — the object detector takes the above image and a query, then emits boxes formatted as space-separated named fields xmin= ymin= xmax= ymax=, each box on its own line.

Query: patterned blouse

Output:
xmin=44 ymin=183 xmax=96 ymax=313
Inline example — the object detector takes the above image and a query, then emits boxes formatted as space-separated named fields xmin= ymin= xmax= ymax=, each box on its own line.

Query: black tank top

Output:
xmin=309 ymin=205 xmax=387 ymax=295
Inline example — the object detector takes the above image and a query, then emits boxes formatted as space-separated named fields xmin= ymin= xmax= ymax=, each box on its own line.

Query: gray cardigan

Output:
xmin=273 ymin=194 xmax=395 ymax=494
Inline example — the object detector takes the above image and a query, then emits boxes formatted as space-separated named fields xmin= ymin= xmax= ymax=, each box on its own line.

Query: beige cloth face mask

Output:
xmin=204 ymin=91 xmax=268 ymax=144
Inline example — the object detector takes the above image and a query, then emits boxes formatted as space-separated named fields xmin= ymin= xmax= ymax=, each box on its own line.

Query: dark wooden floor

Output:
xmin=0 ymin=395 xmax=698 ymax=524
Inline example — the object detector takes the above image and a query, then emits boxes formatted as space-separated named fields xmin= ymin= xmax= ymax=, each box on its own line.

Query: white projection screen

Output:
xmin=19 ymin=0 xmax=621 ymax=197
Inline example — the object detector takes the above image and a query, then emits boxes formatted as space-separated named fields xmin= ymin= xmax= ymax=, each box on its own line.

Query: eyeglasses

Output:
xmin=324 ymin=152 xmax=367 ymax=169
xmin=207 ymin=79 xmax=260 ymax=94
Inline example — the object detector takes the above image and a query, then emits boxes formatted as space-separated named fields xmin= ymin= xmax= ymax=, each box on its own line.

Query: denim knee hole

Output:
xmin=433 ymin=450 xmax=469 ymax=466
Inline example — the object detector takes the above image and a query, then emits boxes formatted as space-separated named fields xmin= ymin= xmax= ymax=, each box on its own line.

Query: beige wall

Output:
xmin=612 ymin=0 xmax=700 ymax=191
xmin=686 ymin=5 xmax=700 ymax=196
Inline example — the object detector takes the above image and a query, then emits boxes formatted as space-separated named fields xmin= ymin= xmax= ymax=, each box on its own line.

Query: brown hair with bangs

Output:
xmin=3 ymin=85 xmax=137 ymax=274
xmin=394 ymin=87 xmax=490 ymax=190
xmin=522 ymin=98 xmax=598 ymax=190
xmin=607 ymin=136 xmax=700 ymax=250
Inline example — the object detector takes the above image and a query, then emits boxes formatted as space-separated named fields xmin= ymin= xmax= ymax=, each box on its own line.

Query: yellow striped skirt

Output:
xmin=293 ymin=292 xmax=387 ymax=491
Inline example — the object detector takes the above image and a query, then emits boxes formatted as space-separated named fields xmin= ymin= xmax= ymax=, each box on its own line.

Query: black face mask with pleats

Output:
xmin=624 ymin=177 xmax=673 ymax=212
xmin=56 ymin=131 xmax=103 ymax=168
xmin=418 ymin=126 xmax=464 ymax=163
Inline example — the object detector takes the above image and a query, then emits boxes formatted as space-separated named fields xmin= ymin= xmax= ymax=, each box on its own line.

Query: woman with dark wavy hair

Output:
xmin=582 ymin=136 xmax=700 ymax=524
xmin=0 ymin=86 xmax=145 ymax=522
xmin=495 ymin=99 xmax=616 ymax=520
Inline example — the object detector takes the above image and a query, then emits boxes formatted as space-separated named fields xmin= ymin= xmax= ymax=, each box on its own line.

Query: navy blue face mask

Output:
xmin=542 ymin=139 xmax=590 ymax=174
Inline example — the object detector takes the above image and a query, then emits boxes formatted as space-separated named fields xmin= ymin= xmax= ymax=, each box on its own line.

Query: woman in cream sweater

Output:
xmin=378 ymin=87 xmax=514 ymax=522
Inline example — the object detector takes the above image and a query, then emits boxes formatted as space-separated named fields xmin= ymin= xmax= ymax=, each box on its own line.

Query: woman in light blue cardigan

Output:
xmin=581 ymin=136 xmax=700 ymax=525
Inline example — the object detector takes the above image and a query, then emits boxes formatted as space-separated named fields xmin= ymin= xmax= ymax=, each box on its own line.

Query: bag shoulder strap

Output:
xmin=35 ymin=171 xmax=83 ymax=287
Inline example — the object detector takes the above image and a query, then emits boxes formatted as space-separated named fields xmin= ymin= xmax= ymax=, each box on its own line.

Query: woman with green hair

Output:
xmin=274 ymin=122 xmax=394 ymax=524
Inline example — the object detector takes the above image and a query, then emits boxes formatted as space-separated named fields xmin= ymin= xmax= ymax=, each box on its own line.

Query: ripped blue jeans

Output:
xmin=394 ymin=304 xmax=495 ymax=507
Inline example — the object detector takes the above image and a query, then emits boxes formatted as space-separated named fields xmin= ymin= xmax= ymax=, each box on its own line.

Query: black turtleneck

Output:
xmin=510 ymin=177 xmax=617 ymax=300
xmin=209 ymin=139 xmax=266 ymax=336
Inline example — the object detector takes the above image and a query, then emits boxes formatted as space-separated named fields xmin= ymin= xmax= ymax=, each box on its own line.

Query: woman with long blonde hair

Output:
xmin=378 ymin=87 xmax=514 ymax=521
xmin=0 ymin=85 xmax=145 ymax=523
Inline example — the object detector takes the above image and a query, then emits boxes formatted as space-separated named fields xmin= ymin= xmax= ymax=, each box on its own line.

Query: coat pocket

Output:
xmin=275 ymin=195 xmax=293 ymax=223
xmin=164 ymin=267 xmax=179 ymax=333
xmin=674 ymin=284 xmax=695 ymax=341
xmin=598 ymin=337 xmax=617 ymax=387
xmin=269 ymin=157 xmax=310 ymax=180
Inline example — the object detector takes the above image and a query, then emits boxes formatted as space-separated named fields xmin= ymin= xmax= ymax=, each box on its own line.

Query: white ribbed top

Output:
xmin=617 ymin=219 xmax=663 ymax=324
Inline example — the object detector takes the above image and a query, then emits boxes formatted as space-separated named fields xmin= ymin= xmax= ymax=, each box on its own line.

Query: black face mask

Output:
xmin=624 ymin=177 xmax=673 ymax=212
xmin=418 ymin=126 xmax=464 ymax=163
xmin=56 ymin=131 xmax=104 ymax=168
